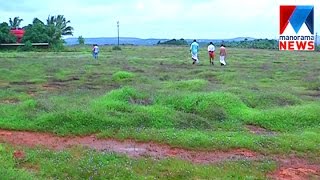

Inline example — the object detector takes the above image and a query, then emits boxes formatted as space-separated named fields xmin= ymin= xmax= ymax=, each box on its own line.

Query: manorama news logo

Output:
xmin=279 ymin=5 xmax=314 ymax=51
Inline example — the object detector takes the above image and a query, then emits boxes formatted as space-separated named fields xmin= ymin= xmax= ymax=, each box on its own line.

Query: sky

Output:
xmin=1 ymin=0 xmax=319 ymax=39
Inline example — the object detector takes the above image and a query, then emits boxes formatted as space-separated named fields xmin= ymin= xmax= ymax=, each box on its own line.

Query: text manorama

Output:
xmin=279 ymin=5 xmax=314 ymax=51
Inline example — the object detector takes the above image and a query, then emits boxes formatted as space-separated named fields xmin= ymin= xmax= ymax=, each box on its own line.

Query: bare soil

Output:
xmin=0 ymin=98 xmax=20 ymax=104
xmin=270 ymin=155 xmax=320 ymax=180
xmin=0 ymin=129 xmax=319 ymax=179
xmin=246 ymin=125 xmax=277 ymax=136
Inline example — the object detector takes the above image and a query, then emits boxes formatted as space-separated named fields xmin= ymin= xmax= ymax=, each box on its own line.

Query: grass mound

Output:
xmin=112 ymin=71 xmax=135 ymax=82
xmin=240 ymin=91 xmax=302 ymax=109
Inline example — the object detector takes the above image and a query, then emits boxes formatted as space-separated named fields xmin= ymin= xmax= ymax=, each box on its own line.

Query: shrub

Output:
xmin=112 ymin=71 xmax=135 ymax=82
xmin=112 ymin=46 xmax=122 ymax=51
xmin=21 ymin=41 xmax=33 ymax=51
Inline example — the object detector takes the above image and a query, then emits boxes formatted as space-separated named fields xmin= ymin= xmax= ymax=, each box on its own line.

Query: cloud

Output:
xmin=0 ymin=0 xmax=36 ymax=12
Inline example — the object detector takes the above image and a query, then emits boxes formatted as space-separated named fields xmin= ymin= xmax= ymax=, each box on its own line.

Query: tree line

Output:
xmin=221 ymin=39 xmax=278 ymax=49
xmin=0 ymin=15 xmax=73 ymax=49
xmin=157 ymin=38 xmax=279 ymax=49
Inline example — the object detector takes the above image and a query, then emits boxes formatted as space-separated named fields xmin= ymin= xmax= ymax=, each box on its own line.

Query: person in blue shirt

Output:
xmin=190 ymin=39 xmax=199 ymax=64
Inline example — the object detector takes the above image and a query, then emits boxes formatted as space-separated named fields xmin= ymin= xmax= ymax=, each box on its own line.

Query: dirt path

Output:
xmin=0 ymin=129 xmax=319 ymax=179
xmin=0 ymin=129 xmax=257 ymax=163
xmin=270 ymin=156 xmax=320 ymax=180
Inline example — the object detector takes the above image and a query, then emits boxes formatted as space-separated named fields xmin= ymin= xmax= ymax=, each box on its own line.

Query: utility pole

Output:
xmin=315 ymin=32 xmax=318 ymax=51
xmin=117 ymin=21 xmax=120 ymax=47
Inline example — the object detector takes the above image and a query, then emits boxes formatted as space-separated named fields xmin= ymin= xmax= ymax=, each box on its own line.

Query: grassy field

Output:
xmin=0 ymin=46 xmax=319 ymax=179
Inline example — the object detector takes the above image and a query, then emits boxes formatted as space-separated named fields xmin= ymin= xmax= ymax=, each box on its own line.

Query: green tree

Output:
xmin=46 ymin=15 xmax=74 ymax=48
xmin=22 ymin=18 xmax=49 ymax=43
xmin=0 ymin=22 xmax=16 ymax=43
xmin=46 ymin=15 xmax=73 ymax=36
xmin=78 ymin=36 xmax=85 ymax=45
xmin=9 ymin=17 xmax=23 ymax=29
xmin=159 ymin=38 xmax=188 ymax=46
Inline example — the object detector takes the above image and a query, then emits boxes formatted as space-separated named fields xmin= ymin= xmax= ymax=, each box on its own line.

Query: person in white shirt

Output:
xmin=207 ymin=42 xmax=215 ymax=65
xmin=92 ymin=44 xmax=99 ymax=60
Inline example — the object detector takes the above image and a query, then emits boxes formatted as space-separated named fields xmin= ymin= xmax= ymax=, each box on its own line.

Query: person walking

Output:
xmin=219 ymin=44 xmax=227 ymax=66
xmin=92 ymin=44 xmax=99 ymax=60
xmin=190 ymin=39 xmax=199 ymax=64
xmin=207 ymin=42 xmax=215 ymax=65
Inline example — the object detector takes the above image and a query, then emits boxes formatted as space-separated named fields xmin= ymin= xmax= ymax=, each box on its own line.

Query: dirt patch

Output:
xmin=207 ymin=77 xmax=220 ymax=84
xmin=123 ymin=65 xmax=145 ymax=73
xmin=42 ymin=82 xmax=66 ymax=91
xmin=129 ymin=97 xmax=153 ymax=106
xmin=0 ymin=98 xmax=20 ymax=104
xmin=81 ymin=84 xmax=102 ymax=90
xmin=0 ymin=129 xmax=258 ymax=164
xmin=9 ymin=81 xmax=36 ymax=85
xmin=260 ymin=63 xmax=271 ymax=71
xmin=20 ymin=162 xmax=40 ymax=173
xmin=53 ymin=77 xmax=80 ymax=82
xmin=305 ymin=91 xmax=320 ymax=98
xmin=246 ymin=125 xmax=276 ymax=136
xmin=13 ymin=150 xmax=26 ymax=160
xmin=41 ymin=77 xmax=80 ymax=91
xmin=27 ymin=90 xmax=37 ymax=97
xmin=270 ymin=155 xmax=320 ymax=180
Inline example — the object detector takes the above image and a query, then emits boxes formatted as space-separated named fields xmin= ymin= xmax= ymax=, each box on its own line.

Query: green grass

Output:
xmin=0 ymin=46 xmax=319 ymax=178
xmin=165 ymin=79 xmax=208 ymax=91
xmin=112 ymin=71 xmax=135 ymax=82
xmin=0 ymin=144 xmax=276 ymax=179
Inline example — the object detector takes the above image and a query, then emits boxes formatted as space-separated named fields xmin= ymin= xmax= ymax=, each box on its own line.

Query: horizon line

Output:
xmin=64 ymin=36 xmax=276 ymax=40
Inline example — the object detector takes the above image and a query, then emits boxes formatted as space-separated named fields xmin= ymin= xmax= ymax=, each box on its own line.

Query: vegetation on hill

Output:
xmin=199 ymin=39 xmax=278 ymax=49
xmin=221 ymin=39 xmax=278 ymax=49
xmin=158 ymin=38 xmax=188 ymax=46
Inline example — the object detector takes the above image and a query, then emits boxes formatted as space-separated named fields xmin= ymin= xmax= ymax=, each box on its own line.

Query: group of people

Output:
xmin=190 ymin=40 xmax=227 ymax=66
xmin=91 ymin=40 xmax=227 ymax=66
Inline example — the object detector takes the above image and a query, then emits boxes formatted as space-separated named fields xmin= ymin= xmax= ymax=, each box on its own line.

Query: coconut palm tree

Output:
xmin=9 ymin=17 xmax=23 ymax=29
xmin=46 ymin=15 xmax=73 ymax=36
xmin=33 ymin=18 xmax=45 ymax=25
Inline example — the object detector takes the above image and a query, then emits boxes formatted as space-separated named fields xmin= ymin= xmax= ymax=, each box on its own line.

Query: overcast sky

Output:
xmin=1 ymin=0 xmax=319 ymax=39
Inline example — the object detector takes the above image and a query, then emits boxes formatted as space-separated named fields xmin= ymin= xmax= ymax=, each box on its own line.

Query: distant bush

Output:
xmin=0 ymin=22 xmax=16 ymax=43
xmin=112 ymin=46 xmax=122 ymax=51
xmin=78 ymin=35 xmax=85 ymax=45
xmin=20 ymin=41 xmax=33 ymax=51
xmin=158 ymin=38 xmax=188 ymax=46
xmin=214 ymin=39 xmax=279 ymax=49
xmin=50 ymin=39 xmax=65 ymax=51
